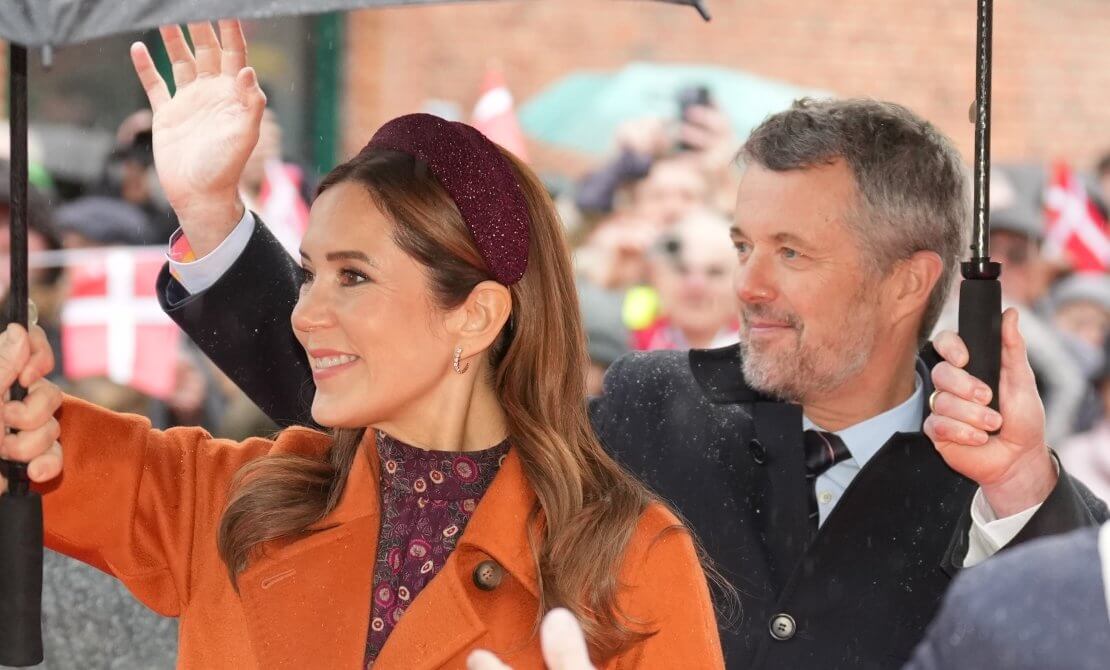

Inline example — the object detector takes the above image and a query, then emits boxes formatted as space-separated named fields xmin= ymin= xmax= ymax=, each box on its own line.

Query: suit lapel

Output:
xmin=751 ymin=401 xmax=808 ymax=590
xmin=237 ymin=440 xmax=380 ymax=669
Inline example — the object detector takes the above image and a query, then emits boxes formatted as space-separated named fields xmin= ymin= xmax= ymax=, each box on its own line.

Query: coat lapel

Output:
xmin=237 ymin=439 xmax=380 ymax=669
xmin=689 ymin=346 xmax=808 ymax=591
xmin=372 ymin=450 xmax=539 ymax=670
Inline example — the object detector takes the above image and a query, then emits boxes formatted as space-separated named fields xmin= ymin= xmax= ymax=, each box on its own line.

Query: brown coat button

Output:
xmin=473 ymin=560 xmax=504 ymax=591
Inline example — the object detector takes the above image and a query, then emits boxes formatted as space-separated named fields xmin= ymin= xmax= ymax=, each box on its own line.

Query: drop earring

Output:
xmin=452 ymin=346 xmax=470 ymax=374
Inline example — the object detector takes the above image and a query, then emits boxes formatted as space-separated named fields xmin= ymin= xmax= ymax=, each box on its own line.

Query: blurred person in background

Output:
xmin=1060 ymin=338 xmax=1110 ymax=503
xmin=0 ymin=160 xmax=66 ymax=382
xmin=98 ymin=110 xmax=178 ymax=243
xmin=54 ymin=195 xmax=150 ymax=248
xmin=1095 ymin=151 xmax=1110 ymax=209
xmin=1053 ymin=273 xmax=1110 ymax=357
xmin=238 ymin=104 xmax=312 ymax=257
xmin=577 ymin=281 xmax=631 ymax=396
xmin=632 ymin=208 xmax=738 ymax=350
xmin=1052 ymin=273 xmax=1110 ymax=432
xmin=905 ymin=522 xmax=1110 ymax=670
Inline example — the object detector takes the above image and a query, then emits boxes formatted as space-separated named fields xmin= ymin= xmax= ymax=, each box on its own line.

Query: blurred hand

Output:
xmin=582 ymin=216 xmax=660 ymax=289
xmin=467 ymin=609 xmax=595 ymax=670
xmin=926 ymin=308 xmax=1056 ymax=517
xmin=130 ymin=19 xmax=267 ymax=257
xmin=678 ymin=105 xmax=736 ymax=177
xmin=615 ymin=117 xmax=669 ymax=158
xmin=0 ymin=324 xmax=62 ymax=493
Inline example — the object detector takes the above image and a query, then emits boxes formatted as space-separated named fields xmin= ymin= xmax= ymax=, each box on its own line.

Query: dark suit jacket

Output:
xmin=158 ymin=219 xmax=1108 ymax=669
xmin=905 ymin=524 xmax=1110 ymax=670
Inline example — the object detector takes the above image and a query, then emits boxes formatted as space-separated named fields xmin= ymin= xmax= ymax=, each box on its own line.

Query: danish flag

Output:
xmin=1043 ymin=162 xmax=1110 ymax=272
xmin=61 ymin=249 xmax=180 ymax=399
xmin=471 ymin=66 xmax=529 ymax=161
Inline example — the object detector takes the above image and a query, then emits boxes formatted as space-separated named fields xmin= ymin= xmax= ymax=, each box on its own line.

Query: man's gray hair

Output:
xmin=737 ymin=98 xmax=969 ymax=345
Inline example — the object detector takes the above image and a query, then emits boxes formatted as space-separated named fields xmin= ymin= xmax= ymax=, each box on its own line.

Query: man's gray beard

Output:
xmin=738 ymin=304 xmax=876 ymax=404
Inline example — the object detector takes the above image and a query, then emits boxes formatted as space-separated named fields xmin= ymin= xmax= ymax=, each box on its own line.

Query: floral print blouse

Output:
xmin=364 ymin=430 xmax=510 ymax=666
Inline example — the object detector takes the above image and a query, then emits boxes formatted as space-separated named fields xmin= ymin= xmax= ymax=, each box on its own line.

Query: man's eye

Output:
xmin=734 ymin=241 xmax=751 ymax=254
xmin=781 ymin=247 xmax=800 ymax=260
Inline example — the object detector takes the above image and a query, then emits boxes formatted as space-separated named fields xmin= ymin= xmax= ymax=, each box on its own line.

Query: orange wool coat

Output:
xmin=39 ymin=396 xmax=725 ymax=669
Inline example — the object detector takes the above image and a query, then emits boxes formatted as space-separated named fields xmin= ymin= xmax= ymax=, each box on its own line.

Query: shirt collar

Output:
xmin=802 ymin=372 xmax=924 ymax=468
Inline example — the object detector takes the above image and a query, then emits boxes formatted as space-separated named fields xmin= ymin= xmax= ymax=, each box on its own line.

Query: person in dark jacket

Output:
xmin=905 ymin=523 xmax=1110 ymax=670
xmin=156 ymin=97 xmax=1107 ymax=669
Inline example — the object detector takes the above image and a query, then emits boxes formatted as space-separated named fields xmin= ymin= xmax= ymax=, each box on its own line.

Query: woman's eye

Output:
xmin=338 ymin=268 xmax=370 ymax=286
xmin=298 ymin=267 xmax=315 ymax=287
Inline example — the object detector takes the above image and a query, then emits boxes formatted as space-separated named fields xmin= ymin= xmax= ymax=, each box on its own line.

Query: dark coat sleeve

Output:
xmin=945 ymin=455 xmax=1110 ymax=569
xmin=156 ymin=216 xmax=316 ymax=428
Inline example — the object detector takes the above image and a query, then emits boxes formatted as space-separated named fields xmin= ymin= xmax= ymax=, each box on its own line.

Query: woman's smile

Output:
xmin=308 ymin=348 xmax=362 ymax=380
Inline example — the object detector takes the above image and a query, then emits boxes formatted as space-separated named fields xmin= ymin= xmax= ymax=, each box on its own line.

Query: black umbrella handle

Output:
xmin=0 ymin=42 xmax=44 ymax=668
xmin=958 ymin=269 xmax=1002 ymax=415
xmin=0 ymin=490 xmax=44 ymax=667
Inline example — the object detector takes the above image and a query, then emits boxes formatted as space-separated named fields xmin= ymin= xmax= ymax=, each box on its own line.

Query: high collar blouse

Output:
xmin=365 ymin=430 xmax=511 ymax=666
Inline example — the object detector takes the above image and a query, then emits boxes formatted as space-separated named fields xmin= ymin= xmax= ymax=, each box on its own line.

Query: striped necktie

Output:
xmin=803 ymin=430 xmax=852 ymax=535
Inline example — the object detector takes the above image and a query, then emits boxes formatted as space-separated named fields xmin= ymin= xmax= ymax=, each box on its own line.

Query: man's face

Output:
xmin=633 ymin=159 xmax=710 ymax=228
xmin=651 ymin=219 xmax=738 ymax=339
xmin=1054 ymin=299 xmax=1109 ymax=350
xmin=731 ymin=161 xmax=888 ymax=402
xmin=991 ymin=230 xmax=1046 ymax=306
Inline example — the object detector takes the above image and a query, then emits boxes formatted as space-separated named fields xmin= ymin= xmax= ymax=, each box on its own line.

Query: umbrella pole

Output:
xmin=0 ymin=41 xmax=45 ymax=668
xmin=957 ymin=0 xmax=1002 ymax=416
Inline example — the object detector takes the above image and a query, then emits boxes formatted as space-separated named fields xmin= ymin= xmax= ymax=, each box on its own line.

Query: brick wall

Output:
xmin=341 ymin=0 xmax=1110 ymax=178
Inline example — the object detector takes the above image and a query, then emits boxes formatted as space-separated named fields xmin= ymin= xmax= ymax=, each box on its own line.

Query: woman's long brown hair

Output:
xmin=217 ymin=147 xmax=674 ymax=658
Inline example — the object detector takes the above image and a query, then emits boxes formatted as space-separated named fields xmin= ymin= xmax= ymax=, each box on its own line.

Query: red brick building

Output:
xmin=340 ymin=0 xmax=1110 ymax=178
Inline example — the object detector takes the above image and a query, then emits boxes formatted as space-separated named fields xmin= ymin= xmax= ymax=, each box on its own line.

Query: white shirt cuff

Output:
xmin=166 ymin=209 xmax=255 ymax=295
xmin=963 ymin=488 xmax=1043 ymax=567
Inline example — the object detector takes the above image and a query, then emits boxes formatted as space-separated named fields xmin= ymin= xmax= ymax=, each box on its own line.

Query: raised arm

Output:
xmin=132 ymin=21 xmax=315 ymax=426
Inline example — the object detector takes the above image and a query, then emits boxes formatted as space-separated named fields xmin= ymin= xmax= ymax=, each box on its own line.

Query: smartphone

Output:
xmin=676 ymin=85 xmax=712 ymax=151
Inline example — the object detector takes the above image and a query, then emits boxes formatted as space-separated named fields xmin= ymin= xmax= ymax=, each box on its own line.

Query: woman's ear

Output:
xmin=446 ymin=280 xmax=513 ymax=355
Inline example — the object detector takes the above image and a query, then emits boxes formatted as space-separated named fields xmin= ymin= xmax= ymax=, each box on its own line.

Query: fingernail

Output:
xmin=975 ymin=387 xmax=991 ymax=404
xmin=985 ymin=411 xmax=1002 ymax=429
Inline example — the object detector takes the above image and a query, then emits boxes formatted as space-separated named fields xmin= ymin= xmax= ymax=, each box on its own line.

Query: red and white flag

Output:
xmin=471 ymin=66 xmax=529 ymax=162
xmin=1043 ymin=162 xmax=1110 ymax=272
xmin=256 ymin=161 xmax=311 ymax=258
xmin=62 ymin=249 xmax=180 ymax=399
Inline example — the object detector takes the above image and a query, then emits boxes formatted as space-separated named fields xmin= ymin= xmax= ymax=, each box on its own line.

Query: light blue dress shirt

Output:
xmin=803 ymin=373 xmax=924 ymax=526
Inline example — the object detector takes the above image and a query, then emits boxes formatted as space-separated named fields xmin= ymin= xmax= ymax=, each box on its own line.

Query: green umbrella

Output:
xmin=519 ymin=62 xmax=829 ymax=155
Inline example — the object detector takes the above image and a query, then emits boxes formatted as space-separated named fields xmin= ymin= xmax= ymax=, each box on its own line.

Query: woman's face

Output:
xmin=292 ymin=181 xmax=454 ymax=429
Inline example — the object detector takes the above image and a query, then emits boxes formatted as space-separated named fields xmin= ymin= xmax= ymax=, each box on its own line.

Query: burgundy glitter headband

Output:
xmin=366 ymin=113 xmax=531 ymax=285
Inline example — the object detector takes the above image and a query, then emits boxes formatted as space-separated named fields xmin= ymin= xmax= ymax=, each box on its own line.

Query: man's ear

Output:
xmin=446 ymin=280 xmax=513 ymax=357
xmin=888 ymin=250 xmax=945 ymax=324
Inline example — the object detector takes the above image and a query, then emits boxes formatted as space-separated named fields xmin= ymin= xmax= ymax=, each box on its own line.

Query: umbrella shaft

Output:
xmin=3 ymin=44 xmax=30 ymax=495
xmin=970 ymin=0 xmax=992 ymax=263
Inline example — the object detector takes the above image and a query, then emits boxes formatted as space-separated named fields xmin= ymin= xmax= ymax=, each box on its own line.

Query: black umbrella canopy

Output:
xmin=0 ymin=0 xmax=708 ymax=48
